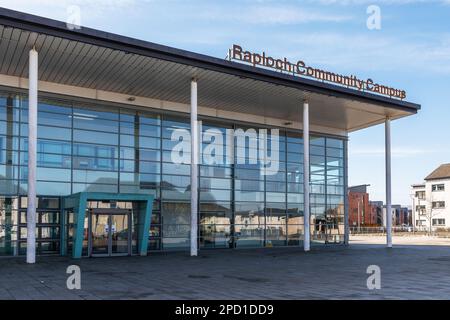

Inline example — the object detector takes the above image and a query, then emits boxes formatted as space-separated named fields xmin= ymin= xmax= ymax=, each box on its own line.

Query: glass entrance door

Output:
xmin=89 ymin=209 xmax=131 ymax=257
xmin=111 ymin=214 xmax=129 ymax=255
xmin=91 ymin=213 xmax=110 ymax=255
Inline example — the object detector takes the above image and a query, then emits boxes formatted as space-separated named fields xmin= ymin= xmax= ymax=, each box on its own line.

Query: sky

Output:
xmin=1 ymin=0 xmax=449 ymax=206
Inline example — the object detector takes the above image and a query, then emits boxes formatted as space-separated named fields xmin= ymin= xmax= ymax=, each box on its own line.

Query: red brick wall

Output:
xmin=348 ymin=192 xmax=377 ymax=227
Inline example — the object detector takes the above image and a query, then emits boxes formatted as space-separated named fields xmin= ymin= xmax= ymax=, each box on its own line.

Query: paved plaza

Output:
xmin=1 ymin=237 xmax=450 ymax=300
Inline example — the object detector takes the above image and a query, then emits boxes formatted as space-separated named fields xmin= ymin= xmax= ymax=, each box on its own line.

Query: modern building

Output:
xmin=348 ymin=184 xmax=377 ymax=228
xmin=412 ymin=164 xmax=450 ymax=231
xmin=0 ymin=8 xmax=420 ymax=260
xmin=398 ymin=206 xmax=410 ymax=226
xmin=369 ymin=201 xmax=384 ymax=226
xmin=348 ymin=184 xmax=409 ymax=229
xmin=382 ymin=205 xmax=409 ymax=228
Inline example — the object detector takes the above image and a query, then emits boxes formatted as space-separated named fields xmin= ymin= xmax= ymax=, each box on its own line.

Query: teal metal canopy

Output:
xmin=63 ymin=192 xmax=154 ymax=259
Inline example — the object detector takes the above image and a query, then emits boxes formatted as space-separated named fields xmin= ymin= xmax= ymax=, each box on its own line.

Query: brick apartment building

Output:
xmin=349 ymin=185 xmax=410 ymax=229
xmin=348 ymin=185 xmax=379 ymax=227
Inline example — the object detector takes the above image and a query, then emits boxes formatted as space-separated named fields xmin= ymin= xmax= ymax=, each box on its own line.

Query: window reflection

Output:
xmin=0 ymin=92 xmax=346 ymax=254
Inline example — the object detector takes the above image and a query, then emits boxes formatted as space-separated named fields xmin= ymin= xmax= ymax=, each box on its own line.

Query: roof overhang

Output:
xmin=0 ymin=7 xmax=420 ymax=135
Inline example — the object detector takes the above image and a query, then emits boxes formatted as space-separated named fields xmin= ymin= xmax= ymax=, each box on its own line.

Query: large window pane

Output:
xmin=266 ymin=192 xmax=285 ymax=203
xmin=234 ymin=225 xmax=264 ymax=248
xmin=0 ymin=120 xmax=20 ymax=136
xmin=74 ymin=130 xmax=118 ymax=145
xmin=73 ymin=106 xmax=118 ymax=121
xmin=0 ymin=105 xmax=20 ymax=122
xmin=200 ymin=177 xmax=231 ymax=190
xmin=73 ymin=156 xmax=117 ymax=171
xmin=1 ymin=135 xmax=19 ymax=151
xmin=162 ymin=163 xmax=189 ymax=176
xmin=200 ymin=225 xmax=231 ymax=248
xmin=327 ymin=147 xmax=344 ymax=158
xmin=19 ymin=181 xmax=71 ymax=196
xmin=327 ymin=138 xmax=343 ymax=149
xmin=200 ymin=189 xmax=231 ymax=202
xmin=73 ymin=170 xmax=118 ymax=184
xmin=235 ymin=179 xmax=264 ymax=191
xmin=74 ymin=117 xmax=118 ymax=133
xmin=36 ymin=167 xmax=71 ymax=182
xmin=162 ymin=202 xmax=190 ymax=226
xmin=120 ymin=121 xmax=160 ymax=137
xmin=120 ymin=135 xmax=160 ymax=149
xmin=38 ymin=111 xmax=72 ymax=127
xmin=37 ymin=101 xmax=72 ymax=114
xmin=121 ymin=173 xmax=160 ymax=185
xmin=72 ymin=183 xmax=117 ymax=193
xmin=200 ymin=166 xmax=231 ymax=178
xmin=30 ymin=125 xmax=71 ymax=141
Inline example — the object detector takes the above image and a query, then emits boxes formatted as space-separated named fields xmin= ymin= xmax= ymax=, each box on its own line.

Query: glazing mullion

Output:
xmin=160 ymin=114 xmax=164 ymax=250
xmin=70 ymin=103 xmax=74 ymax=195
xmin=325 ymin=138 xmax=328 ymax=244
xmin=284 ymin=131 xmax=288 ymax=246
xmin=232 ymin=133 xmax=237 ymax=246
xmin=263 ymin=137 xmax=267 ymax=247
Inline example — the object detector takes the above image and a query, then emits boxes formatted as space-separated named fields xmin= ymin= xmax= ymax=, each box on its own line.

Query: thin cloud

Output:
xmin=243 ymin=6 xmax=353 ymax=24
xmin=349 ymin=147 xmax=441 ymax=157
xmin=197 ymin=5 xmax=353 ymax=25
xmin=0 ymin=0 xmax=137 ymax=18
xmin=0 ymin=0 xmax=136 ymax=6
xmin=312 ymin=0 xmax=444 ymax=5
xmin=268 ymin=31 xmax=450 ymax=76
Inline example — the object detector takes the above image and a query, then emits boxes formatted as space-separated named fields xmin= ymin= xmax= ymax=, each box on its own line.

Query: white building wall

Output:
xmin=412 ymin=179 xmax=450 ymax=231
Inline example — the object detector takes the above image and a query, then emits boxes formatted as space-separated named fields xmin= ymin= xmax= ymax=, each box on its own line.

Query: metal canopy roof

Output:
xmin=0 ymin=7 xmax=420 ymax=133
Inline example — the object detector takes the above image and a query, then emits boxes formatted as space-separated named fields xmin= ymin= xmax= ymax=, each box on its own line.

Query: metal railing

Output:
xmin=350 ymin=226 xmax=450 ymax=237
xmin=349 ymin=226 xmax=414 ymax=235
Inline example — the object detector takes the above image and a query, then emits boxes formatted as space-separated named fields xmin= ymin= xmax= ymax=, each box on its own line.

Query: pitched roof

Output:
xmin=425 ymin=163 xmax=450 ymax=180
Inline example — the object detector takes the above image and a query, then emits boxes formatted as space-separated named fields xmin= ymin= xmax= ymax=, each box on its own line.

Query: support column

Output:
xmin=411 ymin=196 xmax=415 ymax=234
xmin=343 ymin=139 xmax=349 ymax=245
xmin=385 ymin=118 xmax=392 ymax=248
xmin=303 ymin=100 xmax=310 ymax=252
xmin=5 ymin=96 xmax=14 ymax=255
xmin=27 ymin=48 xmax=38 ymax=264
xmin=190 ymin=78 xmax=198 ymax=256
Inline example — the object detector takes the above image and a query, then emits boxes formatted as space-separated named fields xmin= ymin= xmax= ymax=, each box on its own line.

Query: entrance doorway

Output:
xmin=89 ymin=208 xmax=132 ymax=257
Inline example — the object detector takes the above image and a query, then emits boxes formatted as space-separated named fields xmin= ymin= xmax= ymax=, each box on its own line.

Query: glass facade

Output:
xmin=0 ymin=91 xmax=345 ymax=256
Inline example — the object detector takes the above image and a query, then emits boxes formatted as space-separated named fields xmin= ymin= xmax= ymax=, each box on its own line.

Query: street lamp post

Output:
xmin=357 ymin=199 xmax=361 ymax=233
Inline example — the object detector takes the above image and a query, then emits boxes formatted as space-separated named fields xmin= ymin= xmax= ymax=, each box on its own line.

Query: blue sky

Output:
xmin=1 ymin=0 xmax=449 ymax=205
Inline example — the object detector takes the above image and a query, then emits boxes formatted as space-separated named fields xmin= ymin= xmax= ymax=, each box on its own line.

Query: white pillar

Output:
xmin=412 ymin=196 xmax=415 ymax=234
xmin=385 ymin=118 xmax=392 ymax=248
xmin=343 ymin=140 xmax=349 ymax=245
xmin=27 ymin=48 xmax=38 ymax=264
xmin=303 ymin=100 xmax=310 ymax=252
xmin=190 ymin=78 xmax=198 ymax=256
